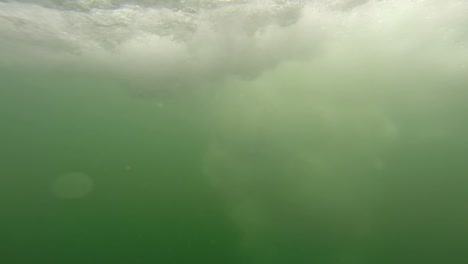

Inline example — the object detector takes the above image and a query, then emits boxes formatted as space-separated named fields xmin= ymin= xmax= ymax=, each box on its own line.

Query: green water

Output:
xmin=1 ymin=0 xmax=468 ymax=263
xmin=0 ymin=67 xmax=240 ymax=263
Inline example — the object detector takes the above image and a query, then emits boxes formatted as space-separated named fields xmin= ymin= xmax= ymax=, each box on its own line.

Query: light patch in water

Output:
xmin=51 ymin=172 xmax=94 ymax=199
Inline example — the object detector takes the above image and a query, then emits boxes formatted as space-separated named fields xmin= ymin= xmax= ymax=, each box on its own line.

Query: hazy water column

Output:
xmin=1 ymin=0 xmax=468 ymax=264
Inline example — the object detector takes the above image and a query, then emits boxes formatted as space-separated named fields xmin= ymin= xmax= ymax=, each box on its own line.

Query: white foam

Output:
xmin=2 ymin=0 xmax=467 ymax=86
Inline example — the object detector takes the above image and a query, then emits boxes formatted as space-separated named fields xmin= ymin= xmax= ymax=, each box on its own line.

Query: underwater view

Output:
xmin=1 ymin=0 xmax=468 ymax=263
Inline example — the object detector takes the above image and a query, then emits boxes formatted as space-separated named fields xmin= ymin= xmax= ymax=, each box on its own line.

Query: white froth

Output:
xmin=2 ymin=0 xmax=467 ymax=85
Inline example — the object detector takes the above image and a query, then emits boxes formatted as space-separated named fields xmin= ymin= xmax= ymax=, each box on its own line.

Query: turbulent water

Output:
xmin=1 ymin=0 xmax=468 ymax=263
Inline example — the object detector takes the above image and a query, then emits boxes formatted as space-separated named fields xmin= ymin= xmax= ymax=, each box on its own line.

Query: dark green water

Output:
xmin=1 ymin=0 xmax=468 ymax=263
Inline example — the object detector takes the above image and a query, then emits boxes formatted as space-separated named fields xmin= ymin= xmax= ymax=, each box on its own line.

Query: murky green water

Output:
xmin=1 ymin=0 xmax=468 ymax=263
